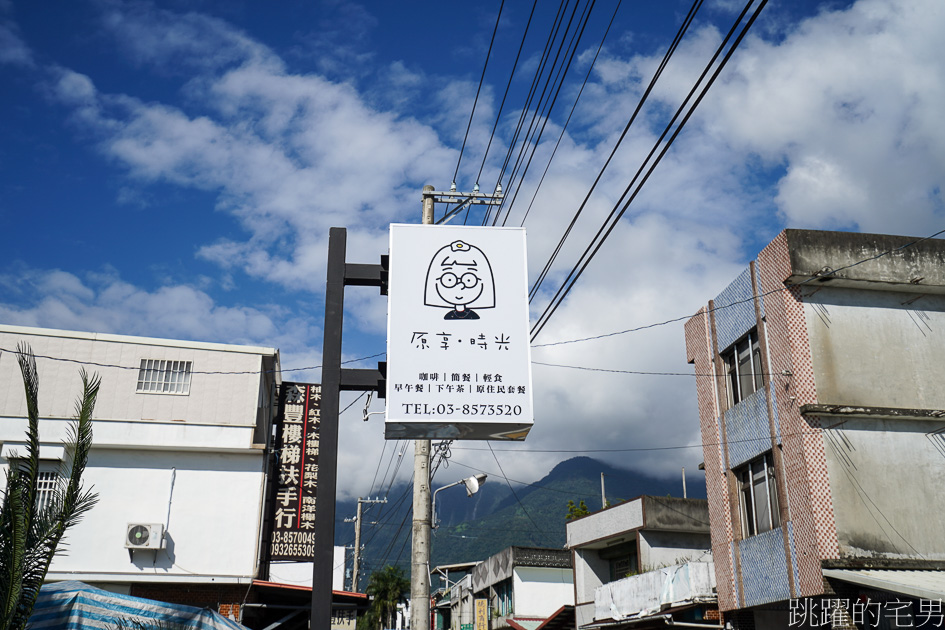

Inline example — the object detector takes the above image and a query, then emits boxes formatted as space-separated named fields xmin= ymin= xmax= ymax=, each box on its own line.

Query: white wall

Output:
xmin=565 ymin=500 xmax=643 ymax=548
xmin=822 ymin=418 xmax=945 ymax=560
xmin=268 ymin=547 xmax=347 ymax=591
xmin=637 ymin=531 xmax=710 ymax=569
xmin=42 ymin=449 xmax=267 ymax=580
xmin=512 ymin=567 xmax=573 ymax=618
xmin=0 ymin=326 xmax=272 ymax=429
xmin=804 ymin=289 xmax=945 ymax=409
xmin=0 ymin=325 xmax=279 ymax=584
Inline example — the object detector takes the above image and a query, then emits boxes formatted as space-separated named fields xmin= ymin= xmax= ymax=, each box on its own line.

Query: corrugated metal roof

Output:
xmin=823 ymin=569 xmax=945 ymax=600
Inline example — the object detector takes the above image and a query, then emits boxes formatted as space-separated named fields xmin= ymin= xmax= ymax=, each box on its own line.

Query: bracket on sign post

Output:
xmin=311 ymin=227 xmax=386 ymax=629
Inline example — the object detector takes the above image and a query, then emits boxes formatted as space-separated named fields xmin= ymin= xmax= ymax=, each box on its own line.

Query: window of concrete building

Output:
xmin=722 ymin=329 xmax=763 ymax=407
xmin=136 ymin=359 xmax=192 ymax=395
xmin=35 ymin=463 xmax=60 ymax=513
xmin=8 ymin=459 xmax=61 ymax=513
xmin=599 ymin=541 xmax=638 ymax=581
xmin=735 ymin=452 xmax=779 ymax=538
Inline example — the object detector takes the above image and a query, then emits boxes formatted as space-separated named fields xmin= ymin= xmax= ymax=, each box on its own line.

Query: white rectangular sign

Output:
xmin=385 ymin=224 xmax=533 ymax=440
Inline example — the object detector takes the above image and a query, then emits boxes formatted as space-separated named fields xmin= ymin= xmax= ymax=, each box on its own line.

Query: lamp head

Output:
xmin=463 ymin=473 xmax=487 ymax=497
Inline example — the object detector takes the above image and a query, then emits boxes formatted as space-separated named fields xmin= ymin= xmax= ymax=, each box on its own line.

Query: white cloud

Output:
xmin=699 ymin=0 xmax=945 ymax=234
xmin=11 ymin=0 xmax=945 ymax=499
xmin=0 ymin=20 xmax=31 ymax=67
xmin=98 ymin=0 xmax=281 ymax=74
xmin=0 ymin=267 xmax=306 ymax=349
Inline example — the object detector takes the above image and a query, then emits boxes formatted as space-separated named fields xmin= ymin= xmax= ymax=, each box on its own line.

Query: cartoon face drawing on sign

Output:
xmin=424 ymin=240 xmax=496 ymax=320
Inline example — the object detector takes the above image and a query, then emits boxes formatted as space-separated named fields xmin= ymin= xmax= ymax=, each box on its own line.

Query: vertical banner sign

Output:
xmin=475 ymin=599 xmax=489 ymax=630
xmin=386 ymin=224 xmax=534 ymax=440
xmin=269 ymin=382 xmax=320 ymax=561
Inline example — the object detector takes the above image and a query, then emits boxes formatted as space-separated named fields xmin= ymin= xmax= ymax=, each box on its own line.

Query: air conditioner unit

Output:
xmin=125 ymin=523 xmax=164 ymax=550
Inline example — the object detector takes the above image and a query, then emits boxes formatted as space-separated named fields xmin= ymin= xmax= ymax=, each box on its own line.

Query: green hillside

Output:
xmin=339 ymin=456 xmax=705 ymax=589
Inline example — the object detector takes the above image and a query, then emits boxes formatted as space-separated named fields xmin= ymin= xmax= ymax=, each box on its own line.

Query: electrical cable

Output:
xmin=486 ymin=0 xmax=589 ymax=227
xmin=339 ymin=391 xmax=366 ymax=416
xmin=532 ymin=226 xmax=945 ymax=348
xmin=452 ymin=0 xmax=506 ymax=188
xmin=9 ymin=228 xmax=944 ymax=375
xmin=487 ymin=442 xmax=554 ymax=546
xmin=483 ymin=0 xmax=570 ymax=226
xmin=515 ymin=0 xmax=622 ymax=228
xmin=474 ymin=0 xmax=540 ymax=187
xmin=494 ymin=0 xmax=599 ymax=227
xmin=449 ymin=427 xmax=829 ymax=453
xmin=527 ymin=0 xmax=704 ymax=302
xmin=368 ymin=440 xmax=388 ymax=498
xmin=493 ymin=0 xmax=597 ymax=227
xmin=530 ymin=0 xmax=769 ymax=342
xmin=0 ymin=348 xmax=385 ymax=375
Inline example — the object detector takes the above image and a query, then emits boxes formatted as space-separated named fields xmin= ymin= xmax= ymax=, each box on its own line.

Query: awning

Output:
xmin=823 ymin=569 xmax=945 ymax=600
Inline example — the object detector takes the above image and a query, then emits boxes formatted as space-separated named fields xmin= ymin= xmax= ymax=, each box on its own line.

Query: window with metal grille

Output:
xmin=9 ymin=460 xmax=61 ymax=513
xmin=735 ymin=452 xmax=780 ymax=538
xmin=136 ymin=359 xmax=192 ymax=395
xmin=721 ymin=328 xmax=764 ymax=408
xmin=35 ymin=468 xmax=59 ymax=513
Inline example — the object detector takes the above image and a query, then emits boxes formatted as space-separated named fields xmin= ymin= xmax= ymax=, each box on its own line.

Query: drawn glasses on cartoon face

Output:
xmin=437 ymin=271 xmax=480 ymax=290
xmin=424 ymin=240 xmax=496 ymax=320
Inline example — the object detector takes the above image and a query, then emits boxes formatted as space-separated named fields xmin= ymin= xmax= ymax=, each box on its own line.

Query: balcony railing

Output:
xmin=594 ymin=562 xmax=716 ymax=623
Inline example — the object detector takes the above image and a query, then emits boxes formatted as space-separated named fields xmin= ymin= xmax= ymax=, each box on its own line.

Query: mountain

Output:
xmin=334 ymin=456 xmax=706 ymax=588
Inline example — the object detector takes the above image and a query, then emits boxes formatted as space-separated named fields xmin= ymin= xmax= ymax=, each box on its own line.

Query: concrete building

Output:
xmin=565 ymin=496 xmax=717 ymax=629
xmin=0 ymin=324 xmax=358 ymax=628
xmin=445 ymin=547 xmax=574 ymax=630
xmin=684 ymin=230 xmax=945 ymax=628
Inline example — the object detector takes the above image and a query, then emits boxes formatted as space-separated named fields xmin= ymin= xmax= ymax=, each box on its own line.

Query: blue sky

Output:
xmin=2 ymin=0 xmax=943 ymax=499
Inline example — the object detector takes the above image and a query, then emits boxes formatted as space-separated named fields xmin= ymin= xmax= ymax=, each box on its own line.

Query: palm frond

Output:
xmin=0 ymin=345 xmax=101 ymax=630
xmin=14 ymin=343 xmax=41 ymax=528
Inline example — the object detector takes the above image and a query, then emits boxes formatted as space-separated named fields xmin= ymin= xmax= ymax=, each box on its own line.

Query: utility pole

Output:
xmin=411 ymin=185 xmax=435 ymax=630
xmin=352 ymin=499 xmax=363 ymax=593
xmin=601 ymin=473 xmax=606 ymax=510
xmin=410 ymin=183 xmax=503 ymax=630
xmin=346 ymin=497 xmax=387 ymax=592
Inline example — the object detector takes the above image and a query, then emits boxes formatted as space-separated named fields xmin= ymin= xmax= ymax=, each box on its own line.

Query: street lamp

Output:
xmin=431 ymin=474 xmax=487 ymax=530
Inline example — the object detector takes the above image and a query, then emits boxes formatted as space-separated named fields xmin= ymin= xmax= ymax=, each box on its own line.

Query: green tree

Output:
xmin=565 ymin=499 xmax=589 ymax=521
xmin=359 ymin=565 xmax=409 ymax=630
xmin=0 ymin=344 xmax=100 ymax=630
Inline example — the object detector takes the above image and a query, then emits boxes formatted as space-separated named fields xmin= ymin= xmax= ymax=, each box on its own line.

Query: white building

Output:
xmin=449 ymin=546 xmax=573 ymax=630
xmin=566 ymin=496 xmax=717 ymax=629
xmin=0 ymin=324 xmax=355 ymax=627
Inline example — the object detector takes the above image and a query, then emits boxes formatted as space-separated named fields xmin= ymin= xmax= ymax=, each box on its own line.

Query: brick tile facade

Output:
xmin=685 ymin=307 xmax=738 ymax=609
xmin=686 ymin=231 xmax=847 ymax=615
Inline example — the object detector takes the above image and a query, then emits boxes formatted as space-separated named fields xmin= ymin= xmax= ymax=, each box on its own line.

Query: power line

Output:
xmin=487 ymin=442 xmax=555 ymax=546
xmin=487 ymin=0 xmax=591 ymax=227
xmin=449 ymin=427 xmax=834 ymax=454
xmin=474 ymin=0 xmax=539 ymax=187
xmin=515 ymin=0 xmax=622 ymax=228
xmin=0 ymin=347 xmax=385 ymax=375
xmin=483 ymin=0 xmax=571 ymax=226
xmin=532 ymin=361 xmax=787 ymax=378
xmin=530 ymin=0 xmax=768 ymax=342
xmin=527 ymin=0 xmax=703 ymax=300
xmin=452 ymin=0 xmax=506 ymax=187
xmin=494 ymin=0 xmax=598 ymax=228
xmin=532 ymin=226 xmax=945 ymax=348
xmin=8 ymin=228 xmax=944 ymax=377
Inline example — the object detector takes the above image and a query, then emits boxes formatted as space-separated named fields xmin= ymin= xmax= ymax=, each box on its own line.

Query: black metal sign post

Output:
xmin=312 ymin=227 xmax=386 ymax=629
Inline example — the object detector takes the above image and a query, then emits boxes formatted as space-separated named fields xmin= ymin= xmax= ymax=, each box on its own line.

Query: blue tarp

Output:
xmin=28 ymin=580 xmax=248 ymax=630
